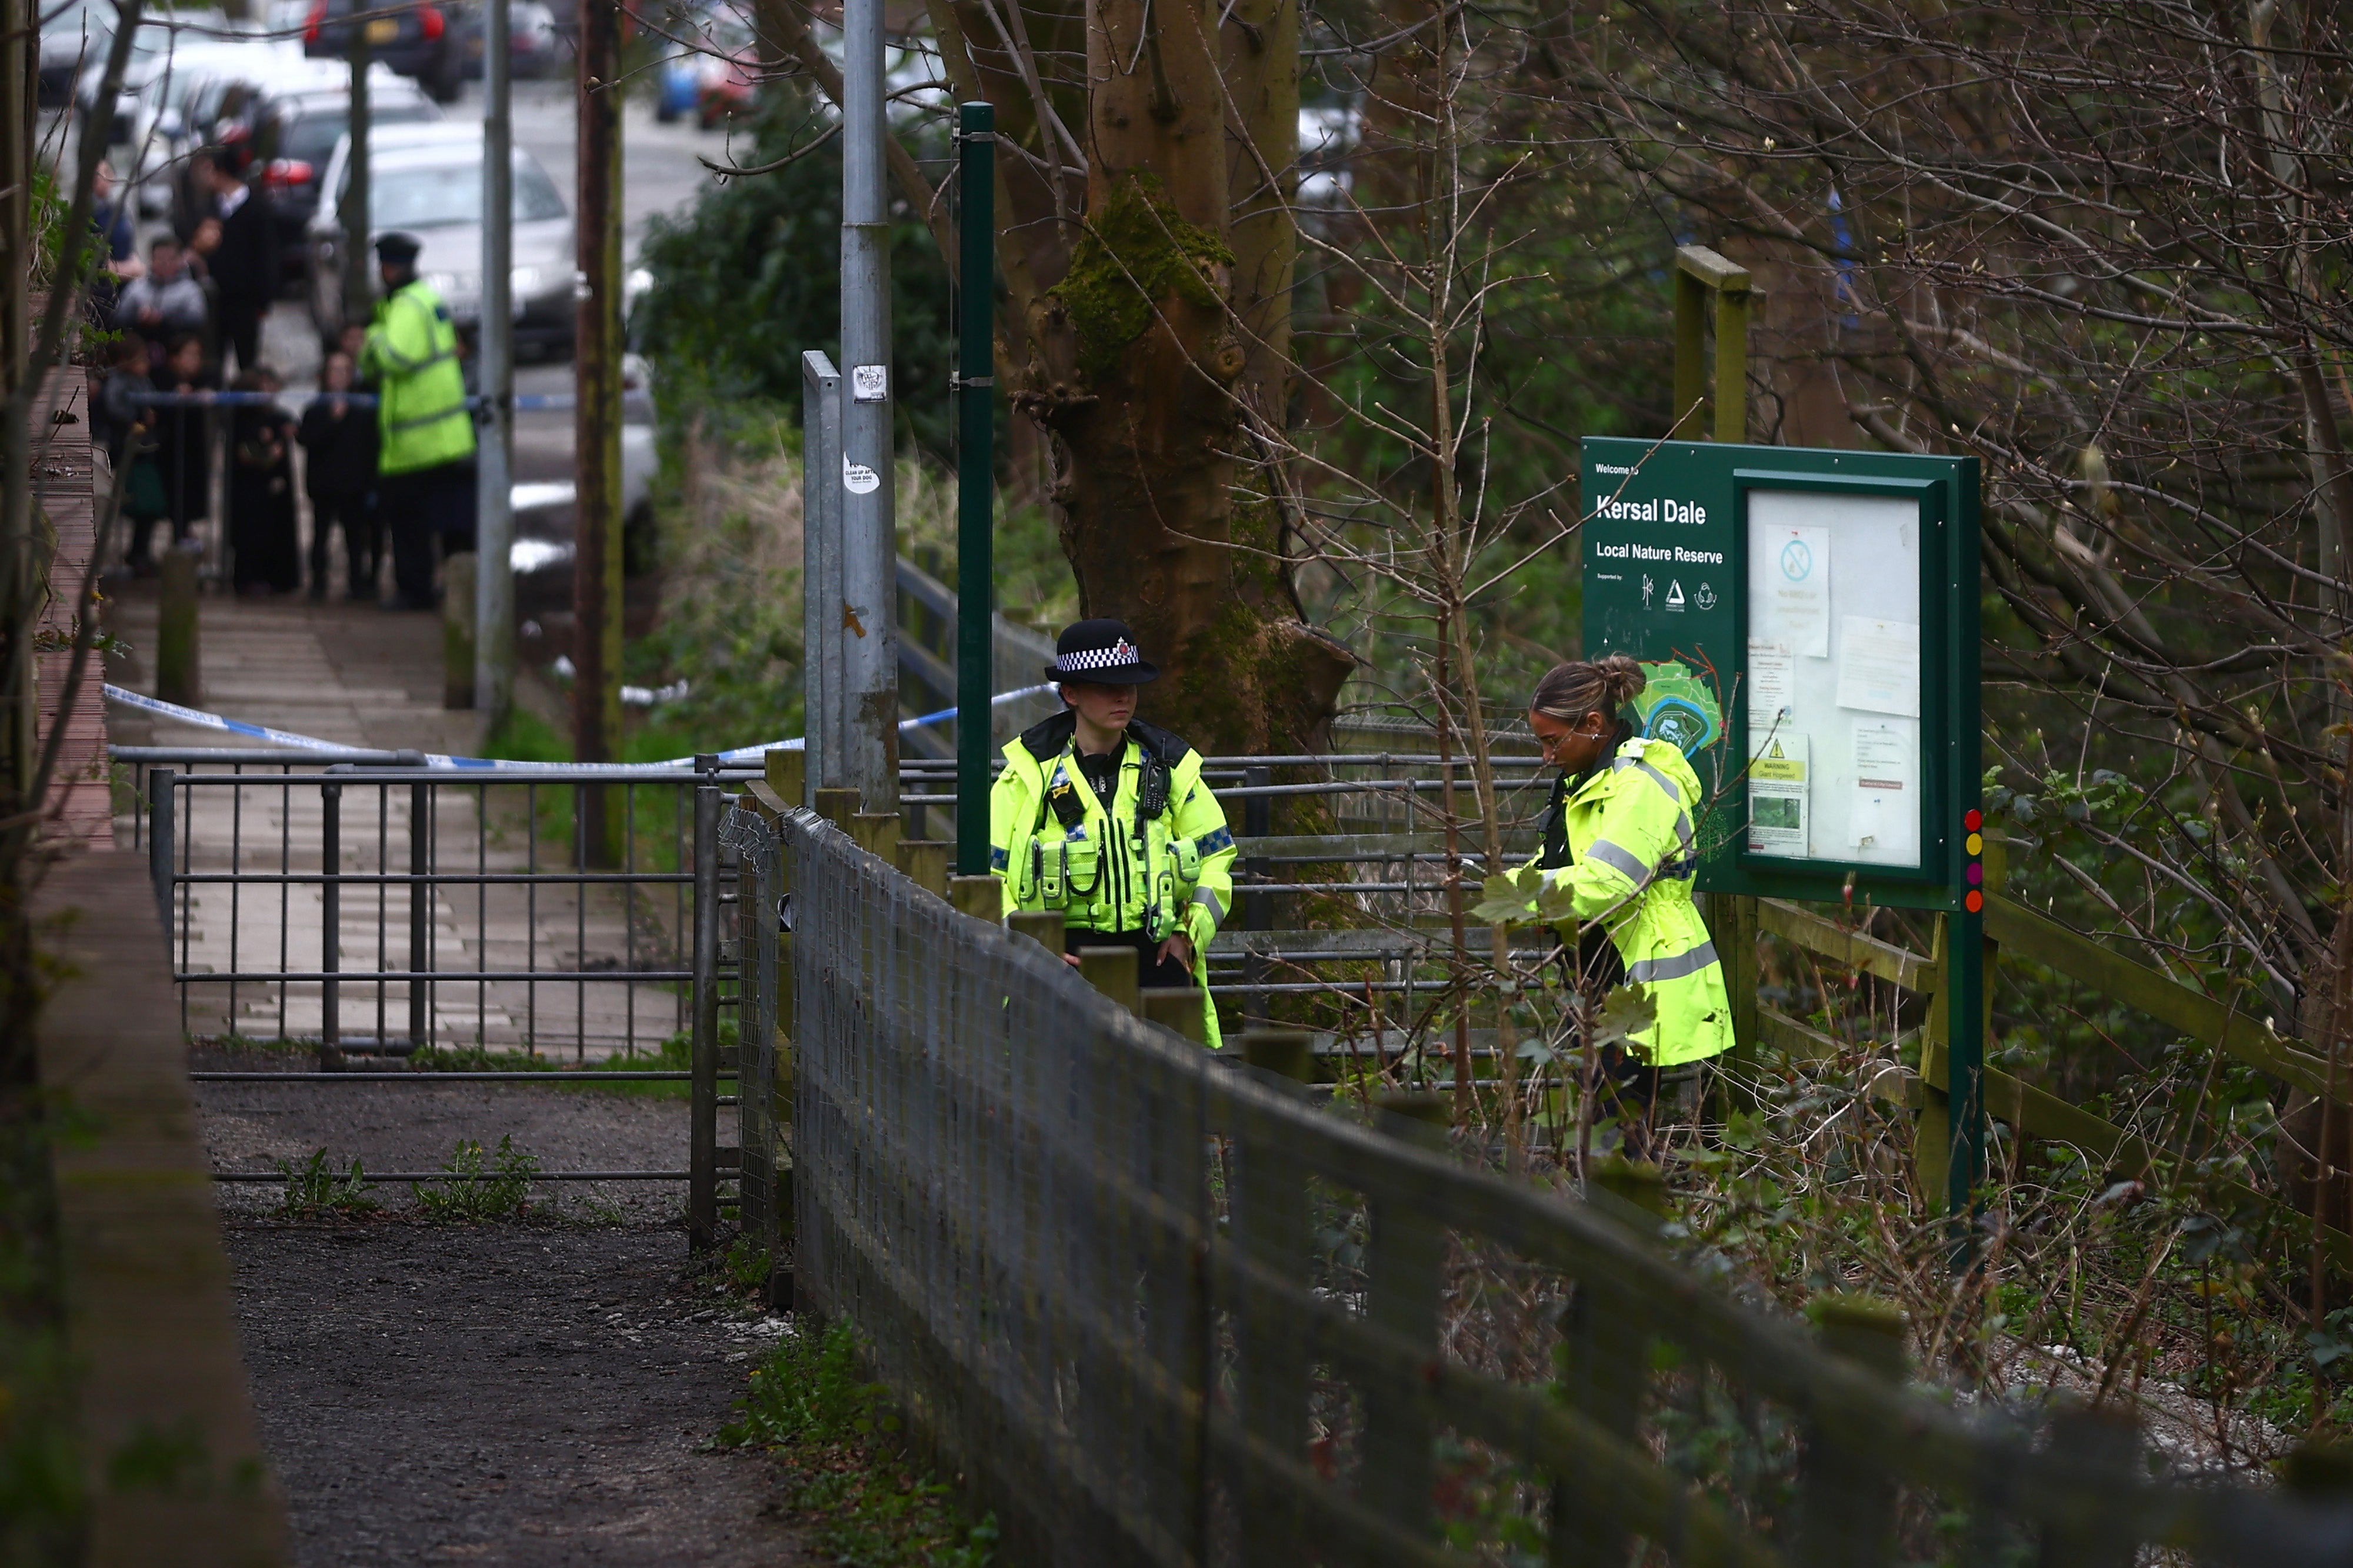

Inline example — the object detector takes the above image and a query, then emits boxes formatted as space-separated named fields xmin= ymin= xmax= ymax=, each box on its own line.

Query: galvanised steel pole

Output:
xmin=838 ymin=0 xmax=896 ymax=813
xmin=952 ymin=102 xmax=994 ymax=873
xmin=688 ymin=772 xmax=721 ymax=1250
xmin=475 ymin=0 xmax=515 ymax=721
xmin=340 ymin=26 xmax=371 ymax=336
xmin=800 ymin=350 xmax=842 ymax=803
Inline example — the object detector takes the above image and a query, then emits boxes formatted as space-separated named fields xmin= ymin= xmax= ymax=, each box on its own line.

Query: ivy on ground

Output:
xmin=716 ymin=1316 xmax=995 ymax=1567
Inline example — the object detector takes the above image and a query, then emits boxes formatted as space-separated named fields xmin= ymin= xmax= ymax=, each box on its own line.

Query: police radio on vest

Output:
xmin=1592 ymin=496 xmax=1707 ymax=525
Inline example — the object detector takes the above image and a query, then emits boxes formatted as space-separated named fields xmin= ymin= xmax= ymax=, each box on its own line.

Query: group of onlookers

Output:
xmin=89 ymin=148 xmax=391 ymax=603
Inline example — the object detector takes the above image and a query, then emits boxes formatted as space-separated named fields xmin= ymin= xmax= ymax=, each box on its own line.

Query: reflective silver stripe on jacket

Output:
xmin=386 ymin=402 xmax=469 ymax=433
xmin=1581 ymin=837 xmax=1650 ymax=885
xmin=1625 ymin=941 xmax=1719 ymax=983
xmin=1191 ymin=886 xmax=1225 ymax=926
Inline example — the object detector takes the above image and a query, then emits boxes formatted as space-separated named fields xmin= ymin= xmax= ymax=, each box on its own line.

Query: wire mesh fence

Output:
xmin=769 ymin=802 xmax=2353 ymax=1566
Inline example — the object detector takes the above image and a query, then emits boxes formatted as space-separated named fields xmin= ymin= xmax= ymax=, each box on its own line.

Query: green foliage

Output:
xmin=276 ymin=1148 xmax=378 ymax=1218
xmin=718 ymin=1318 xmax=996 ymax=1567
xmin=723 ymin=1236 xmax=771 ymax=1293
xmin=622 ymin=438 xmax=805 ymax=764
xmin=1055 ymin=174 xmax=1235 ymax=377
xmin=0 ymin=1122 xmax=81 ymax=1565
xmin=416 ymin=1135 xmax=540 ymax=1221
xmin=635 ymin=91 xmax=958 ymax=455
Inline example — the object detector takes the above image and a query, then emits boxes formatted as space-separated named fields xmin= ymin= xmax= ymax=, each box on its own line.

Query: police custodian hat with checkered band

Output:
xmin=1045 ymin=619 xmax=1158 ymax=685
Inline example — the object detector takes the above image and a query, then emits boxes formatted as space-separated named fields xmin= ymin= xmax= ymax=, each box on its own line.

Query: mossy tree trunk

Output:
xmin=1001 ymin=0 xmax=1351 ymax=756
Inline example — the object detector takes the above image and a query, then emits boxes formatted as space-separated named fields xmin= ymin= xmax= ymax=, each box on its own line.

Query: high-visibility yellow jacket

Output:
xmin=1525 ymin=735 xmax=1731 ymax=1067
xmin=362 ymin=278 xmax=475 ymax=475
xmin=988 ymin=710 xmax=1237 ymax=1047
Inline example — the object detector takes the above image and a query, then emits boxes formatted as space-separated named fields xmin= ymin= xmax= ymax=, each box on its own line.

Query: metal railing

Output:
xmin=133 ymin=755 xmax=705 ymax=1056
xmin=126 ymin=750 xmax=762 ymax=1206
xmin=748 ymin=798 xmax=2353 ymax=1566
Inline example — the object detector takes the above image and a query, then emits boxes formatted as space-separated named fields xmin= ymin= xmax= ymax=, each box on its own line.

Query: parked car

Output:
xmin=301 ymin=0 xmax=462 ymax=103
xmin=78 ymin=7 xmax=233 ymax=139
xmin=457 ymin=0 xmax=560 ymax=80
xmin=694 ymin=11 xmax=756 ymax=129
xmin=241 ymin=73 xmax=442 ymax=279
xmin=154 ymin=50 xmax=356 ymax=239
xmin=308 ymin=122 xmax=577 ymax=359
xmin=119 ymin=35 xmax=301 ymax=214
xmin=39 ymin=0 xmax=103 ymax=106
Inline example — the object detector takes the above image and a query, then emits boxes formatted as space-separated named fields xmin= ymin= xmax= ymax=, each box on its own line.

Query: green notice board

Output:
xmin=1580 ymin=438 xmax=1981 ymax=912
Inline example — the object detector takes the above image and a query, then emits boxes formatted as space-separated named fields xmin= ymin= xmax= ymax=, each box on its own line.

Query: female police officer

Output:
xmin=1522 ymin=654 xmax=1731 ymax=1143
xmin=988 ymin=619 xmax=1237 ymax=1046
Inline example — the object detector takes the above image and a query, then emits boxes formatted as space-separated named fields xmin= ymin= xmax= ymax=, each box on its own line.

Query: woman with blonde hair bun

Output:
xmin=1518 ymin=653 xmax=1731 ymax=1149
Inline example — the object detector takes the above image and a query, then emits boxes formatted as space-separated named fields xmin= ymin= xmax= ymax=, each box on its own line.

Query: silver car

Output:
xmin=307 ymin=121 xmax=576 ymax=359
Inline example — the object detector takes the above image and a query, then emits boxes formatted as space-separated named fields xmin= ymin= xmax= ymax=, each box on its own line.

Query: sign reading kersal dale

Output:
xmin=1579 ymin=437 xmax=1981 ymax=915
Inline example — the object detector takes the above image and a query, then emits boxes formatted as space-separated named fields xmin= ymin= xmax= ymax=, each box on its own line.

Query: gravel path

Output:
xmin=200 ymin=1044 xmax=801 ymax=1564
xmin=195 ymin=1043 xmax=701 ymax=1222
xmin=228 ymin=1223 xmax=806 ymax=1566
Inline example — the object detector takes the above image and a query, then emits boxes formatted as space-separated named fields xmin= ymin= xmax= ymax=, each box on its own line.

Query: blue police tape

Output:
xmin=104 ymin=681 xmax=1059 ymax=772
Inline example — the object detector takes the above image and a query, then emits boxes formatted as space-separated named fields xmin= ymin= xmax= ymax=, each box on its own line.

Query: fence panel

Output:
xmin=776 ymin=804 xmax=2353 ymax=1567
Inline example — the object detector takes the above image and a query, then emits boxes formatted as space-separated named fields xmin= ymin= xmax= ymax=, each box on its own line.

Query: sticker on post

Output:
xmin=843 ymin=455 xmax=881 ymax=495
xmin=851 ymin=364 xmax=889 ymax=402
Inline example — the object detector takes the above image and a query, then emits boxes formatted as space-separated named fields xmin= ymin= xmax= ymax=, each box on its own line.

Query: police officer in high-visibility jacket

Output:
xmin=989 ymin=620 xmax=1237 ymax=1047
xmin=1521 ymin=655 xmax=1731 ymax=1142
xmin=361 ymin=231 xmax=476 ymax=610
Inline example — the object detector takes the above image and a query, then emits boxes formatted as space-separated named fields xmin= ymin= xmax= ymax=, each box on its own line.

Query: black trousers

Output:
xmin=309 ymin=491 xmax=380 ymax=599
xmin=379 ymin=462 xmax=476 ymax=609
xmin=1063 ymin=927 xmax=1195 ymax=990
xmin=219 ymin=302 xmax=264 ymax=378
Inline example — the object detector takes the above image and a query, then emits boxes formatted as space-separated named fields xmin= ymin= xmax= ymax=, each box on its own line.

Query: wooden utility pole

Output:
xmin=0 ymin=0 xmax=27 ymax=798
xmin=574 ymin=0 xmax=624 ymax=857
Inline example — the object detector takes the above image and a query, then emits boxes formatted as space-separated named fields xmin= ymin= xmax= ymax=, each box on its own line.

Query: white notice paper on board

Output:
xmin=1848 ymin=720 xmax=1915 ymax=856
xmin=1759 ymin=524 xmax=1831 ymax=656
xmin=1835 ymin=616 xmax=1921 ymax=718
xmin=1748 ymin=640 xmax=1794 ymax=723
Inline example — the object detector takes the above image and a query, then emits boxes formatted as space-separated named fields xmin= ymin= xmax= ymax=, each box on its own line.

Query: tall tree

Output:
xmin=759 ymin=0 xmax=1353 ymax=752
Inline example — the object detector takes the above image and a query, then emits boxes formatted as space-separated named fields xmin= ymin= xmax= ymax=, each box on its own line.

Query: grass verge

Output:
xmin=716 ymin=1317 xmax=996 ymax=1567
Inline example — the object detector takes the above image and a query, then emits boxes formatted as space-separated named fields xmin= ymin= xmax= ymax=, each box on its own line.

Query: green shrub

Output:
xmin=416 ymin=1135 xmax=540 ymax=1220
xmin=717 ymin=1318 xmax=996 ymax=1566
xmin=276 ymin=1148 xmax=378 ymax=1218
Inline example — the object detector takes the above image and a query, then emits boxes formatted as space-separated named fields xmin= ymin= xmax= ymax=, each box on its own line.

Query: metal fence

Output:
xmin=128 ymin=750 xmax=706 ymax=1055
xmin=128 ymin=748 xmax=757 ymax=1207
xmin=758 ymin=799 xmax=2353 ymax=1566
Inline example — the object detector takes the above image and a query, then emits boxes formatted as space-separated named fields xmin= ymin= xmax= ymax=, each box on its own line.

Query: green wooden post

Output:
xmin=1798 ymin=1293 xmax=1908 ymax=1568
xmin=1672 ymin=245 xmax=1750 ymax=443
xmin=1143 ymin=987 xmax=1206 ymax=1045
xmin=155 ymin=542 xmax=200 ymax=708
xmin=1673 ymin=250 xmax=1760 ymax=1115
xmin=893 ymin=838 xmax=950 ymax=895
xmin=954 ymin=101 xmax=996 ymax=873
xmin=1672 ymin=269 xmax=1707 ymax=441
xmin=1235 ymin=1028 xmax=1312 ymax=1562
xmin=1712 ymin=285 xmax=1750 ymax=443
xmin=1362 ymin=1093 xmax=1448 ymax=1539
xmin=1078 ymin=945 xmax=1141 ymax=1016
xmin=1548 ymin=1275 xmax=1647 ymax=1567
xmin=849 ymin=809 xmax=902 ymax=863
xmin=1007 ymin=909 xmax=1064 ymax=953
xmin=813 ymin=786 xmax=859 ymax=830
xmin=765 ymin=746 xmax=806 ymax=811
xmin=949 ymin=875 xmax=1002 ymax=922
